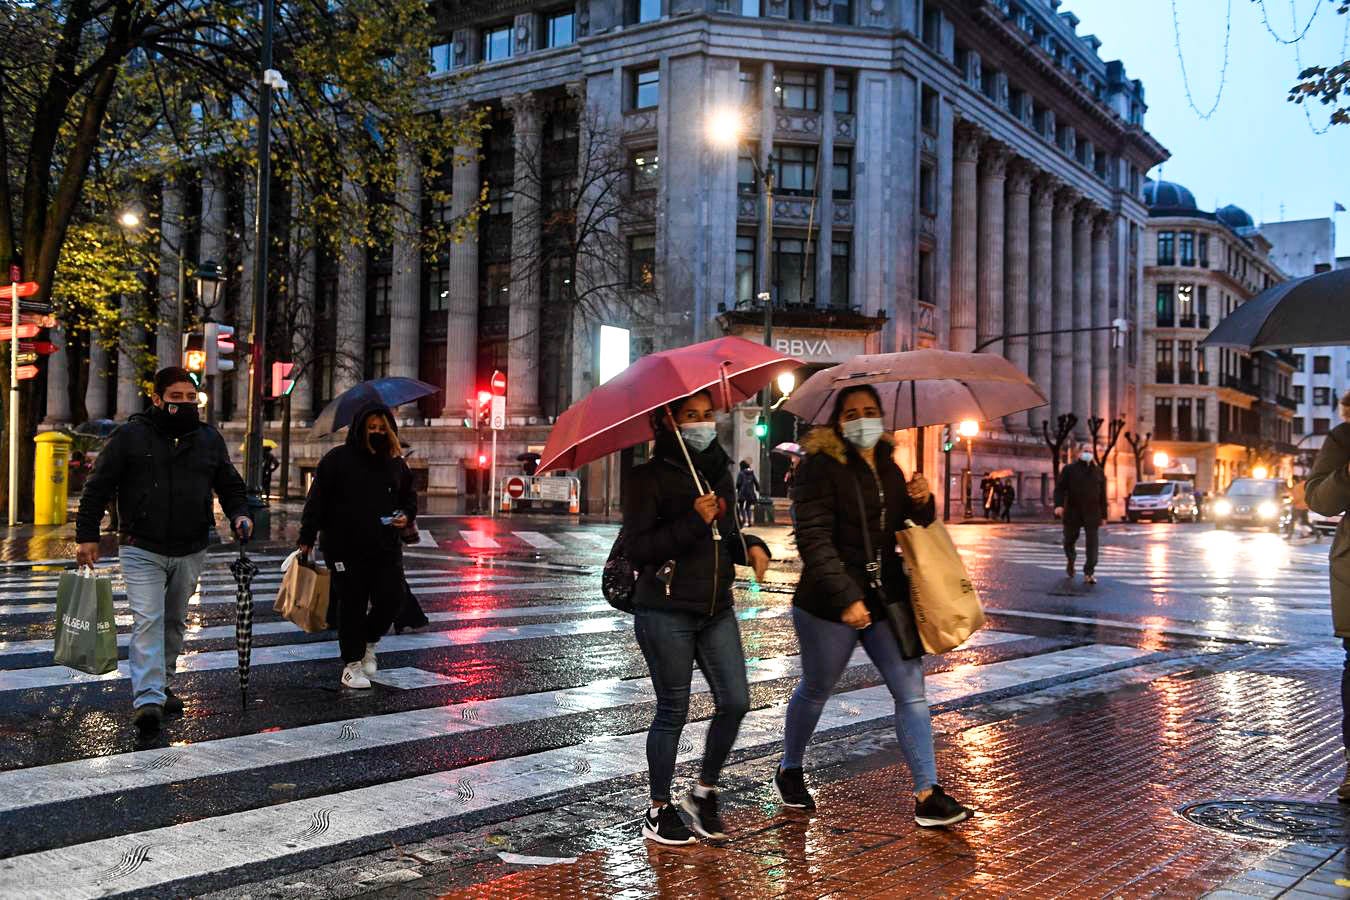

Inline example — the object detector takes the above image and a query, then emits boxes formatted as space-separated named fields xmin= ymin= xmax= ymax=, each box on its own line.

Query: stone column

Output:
xmin=949 ymin=122 xmax=981 ymax=352
xmin=1091 ymin=214 xmax=1112 ymax=423
xmin=289 ymin=189 xmax=316 ymax=420
xmin=506 ymin=92 xmax=542 ymax=416
xmin=43 ymin=327 xmax=71 ymax=423
xmin=443 ymin=134 xmax=481 ymax=416
xmin=115 ymin=297 xmax=143 ymax=418
xmin=1072 ymin=202 xmax=1093 ymax=433
xmin=757 ymin=62 xmax=776 ymax=303
xmin=156 ymin=181 xmax=183 ymax=368
xmin=199 ymin=165 xmax=230 ymax=417
xmin=389 ymin=143 xmax=423 ymax=381
xmin=334 ymin=178 xmax=367 ymax=395
xmin=85 ymin=332 xmax=110 ymax=421
xmin=1028 ymin=175 xmax=1055 ymax=432
xmin=1051 ymin=187 xmax=1076 ymax=421
xmin=815 ymin=67 xmax=836 ymax=308
xmin=1003 ymin=160 xmax=1032 ymax=429
xmin=238 ymin=178 xmax=256 ymax=341
xmin=976 ymin=142 xmax=1009 ymax=352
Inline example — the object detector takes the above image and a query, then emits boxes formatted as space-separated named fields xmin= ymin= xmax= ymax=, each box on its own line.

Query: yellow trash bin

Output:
xmin=34 ymin=431 xmax=73 ymax=526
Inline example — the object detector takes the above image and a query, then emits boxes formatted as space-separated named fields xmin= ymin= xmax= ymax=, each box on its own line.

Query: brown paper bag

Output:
xmin=895 ymin=519 xmax=984 ymax=654
xmin=274 ymin=557 xmax=331 ymax=633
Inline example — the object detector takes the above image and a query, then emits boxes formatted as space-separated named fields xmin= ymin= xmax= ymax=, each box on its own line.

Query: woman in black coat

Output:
xmin=299 ymin=404 xmax=416 ymax=690
xmin=623 ymin=389 xmax=770 ymax=845
xmin=773 ymin=384 xmax=970 ymax=828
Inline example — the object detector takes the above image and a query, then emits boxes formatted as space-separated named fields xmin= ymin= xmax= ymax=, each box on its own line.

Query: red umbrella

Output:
xmin=539 ymin=336 xmax=801 ymax=473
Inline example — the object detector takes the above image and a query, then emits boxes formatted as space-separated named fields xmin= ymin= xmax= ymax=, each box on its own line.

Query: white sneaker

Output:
xmin=341 ymin=661 xmax=371 ymax=689
xmin=361 ymin=643 xmax=378 ymax=677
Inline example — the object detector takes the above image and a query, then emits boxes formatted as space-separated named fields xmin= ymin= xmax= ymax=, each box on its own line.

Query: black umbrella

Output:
xmin=1202 ymin=267 xmax=1350 ymax=350
xmin=74 ymin=418 xmax=119 ymax=437
xmin=311 ymin=377 xmax=440 ymax=436
xmin=229 ymin=536 xmax=259 ymax=705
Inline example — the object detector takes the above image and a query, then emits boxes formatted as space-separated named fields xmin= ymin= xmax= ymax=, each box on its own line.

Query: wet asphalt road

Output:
xmin=0 ymin=514 xmax=1337 ymax=897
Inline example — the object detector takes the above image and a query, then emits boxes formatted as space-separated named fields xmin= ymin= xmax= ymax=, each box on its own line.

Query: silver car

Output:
xmin=1126 ymin=481 xmax=1199 ymax=523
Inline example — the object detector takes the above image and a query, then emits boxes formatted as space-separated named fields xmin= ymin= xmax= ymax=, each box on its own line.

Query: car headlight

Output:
xmin=1213 ymin=499 xmax=1232 ymax=516
xmin=1258 ymin=501 xmax=1278 ymax=519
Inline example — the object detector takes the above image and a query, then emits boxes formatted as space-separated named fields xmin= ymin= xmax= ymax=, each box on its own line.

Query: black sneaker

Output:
xmin=134 ymin=704 xmax=163 ymax=736
xmin=1084 ymin=574 xmax=1098 ymax=585
xmin=915 ymin=785 xmax=971 ymax=828
xmin=680 ymin=789 xmax=727 ymax=840
xmin=773 ymin=766 xmax=816 ymax=811
xmin=641 ymin=804 xmax=696 ymax=845
xmin=163 ymin=688 xmax=184 ymax=717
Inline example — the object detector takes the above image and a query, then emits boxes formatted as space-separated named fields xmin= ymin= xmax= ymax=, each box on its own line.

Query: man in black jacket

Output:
xmin=1054 ymin=444 xmax=1108 ymax=583
xmin=76 ymin=367 xmax=251 ymax=735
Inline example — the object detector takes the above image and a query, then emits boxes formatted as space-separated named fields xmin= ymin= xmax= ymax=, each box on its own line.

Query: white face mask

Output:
xmin=841 ymin=417 xmax=886 ymax=450
xmin=679 ymin=422 xmax=717 ymax=452
xmin=1079 ymin=451 xmax=1094 ymax=462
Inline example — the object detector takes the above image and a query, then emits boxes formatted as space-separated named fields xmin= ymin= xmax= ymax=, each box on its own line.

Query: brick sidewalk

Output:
xmin=410 ymin=647 xmax=1346 ymax=899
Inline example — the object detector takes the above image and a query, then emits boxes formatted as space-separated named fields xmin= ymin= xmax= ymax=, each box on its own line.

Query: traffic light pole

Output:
xmin=8 ymin=282 xmax=18 ymax=526
xmin=242 ymin=0 xmax=276 ymax=530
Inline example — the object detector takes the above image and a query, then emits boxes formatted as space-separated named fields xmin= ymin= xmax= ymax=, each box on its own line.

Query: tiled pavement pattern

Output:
xmin=1206 ymin=845 xmax=1347 ymax=899
xmin=205 ymin=646 xmax=1350 ymax=900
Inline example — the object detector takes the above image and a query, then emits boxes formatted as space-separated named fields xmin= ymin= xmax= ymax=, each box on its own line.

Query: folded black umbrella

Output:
xmin=311 ymin=377 xmax=440 ymax=435
xmin=1202 ymin=267 xmax=1350 ymax=350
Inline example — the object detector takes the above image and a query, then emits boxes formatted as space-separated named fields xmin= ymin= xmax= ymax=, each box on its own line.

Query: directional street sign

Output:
xmin=14 ymin=364 xmax=38 ymax=381
xmin=0 ymin=325 xmax=40 ymax=341
xmin=18 ymin=341 xmax=56 ymax=356
xmin=14 ymin=352 xmax=37 ymax=365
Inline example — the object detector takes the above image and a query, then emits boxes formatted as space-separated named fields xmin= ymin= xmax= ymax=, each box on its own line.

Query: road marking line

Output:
xmin=0 ymin=643 xmax=1144 ymax=897
xmin=459 ymin=531 xmax=502 ymax=549
xmin=989 ymin=607 xmax=1288 ymax=644
xmin=512 ymin=531 xmax=566 ymax=550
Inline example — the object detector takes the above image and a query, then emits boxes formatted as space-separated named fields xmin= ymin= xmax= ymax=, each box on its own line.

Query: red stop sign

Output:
xmin=505 ymin=476 xmax=526 ymax=499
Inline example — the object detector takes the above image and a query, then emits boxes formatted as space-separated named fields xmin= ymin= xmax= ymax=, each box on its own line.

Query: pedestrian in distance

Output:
xmin=980 ymin=474 xmax=997 ymax=519
xmin=622 ymin=390 xmax=771 ymax=845
xmin=75 ymin=366 xmax=252 ymax=736
xmin=736 ymin=459 xmax=760 ymax=528
xmin=298 ymin=404 xmax=417 ymax=690
xmin=1000 ymin=479 xmax=1015 ymax=523
xmin=1302 ymin=392 xmax=1350 ymax=802
xmin=261 ymin=445 xmax=280 ymax=499
xmin=775 ymin=384 xmax=972 ymax=828
xmin=1055 ymin=444 xmax=1108 ymax=584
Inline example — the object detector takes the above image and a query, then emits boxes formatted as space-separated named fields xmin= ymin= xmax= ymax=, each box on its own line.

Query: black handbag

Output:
xmin=851 ymin=474 xmax=924 ymax=660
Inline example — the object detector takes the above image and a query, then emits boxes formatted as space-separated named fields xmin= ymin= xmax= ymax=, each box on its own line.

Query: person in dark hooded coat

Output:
xmin=622 ymin=389 xmax=770 ymax=846
xmin=299 ymin=405 xmax=416 ymax=689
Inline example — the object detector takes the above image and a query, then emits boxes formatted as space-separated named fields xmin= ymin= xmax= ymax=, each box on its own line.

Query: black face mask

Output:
xmin=368 ymin=432 xmax=390 ymax=453
xmin=153 ymin=402 xmax=199 ymax=436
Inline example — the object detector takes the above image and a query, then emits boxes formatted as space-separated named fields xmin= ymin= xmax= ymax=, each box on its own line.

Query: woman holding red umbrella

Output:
xmin=624 ymin=390 xmax=771 ymax=845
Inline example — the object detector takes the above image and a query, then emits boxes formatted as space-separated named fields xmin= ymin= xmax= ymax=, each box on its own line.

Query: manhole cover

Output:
xmin=1180 ymin=800 xmax=1350 ymax=844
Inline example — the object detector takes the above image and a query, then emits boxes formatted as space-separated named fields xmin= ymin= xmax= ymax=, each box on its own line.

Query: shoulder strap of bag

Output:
xmin=850 ymin=476 xmax=884 ymax=592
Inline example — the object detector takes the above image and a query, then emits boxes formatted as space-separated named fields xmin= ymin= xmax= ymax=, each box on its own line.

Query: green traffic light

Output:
xmin=753 ymin=420 xmax=768 ymax=439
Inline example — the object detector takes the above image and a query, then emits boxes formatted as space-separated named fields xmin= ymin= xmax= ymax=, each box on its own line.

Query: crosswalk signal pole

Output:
xmin=8 ymin=280 xmax=19 ymax=526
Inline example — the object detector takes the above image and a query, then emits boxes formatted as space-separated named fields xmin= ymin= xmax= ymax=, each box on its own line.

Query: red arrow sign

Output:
xmin=18 ymin=341 xmax=56 ymax=356
xmin=14 ymin=364 xmax=39 ymax=381
xmin=0 ymin=325 xmax=41 ymax=341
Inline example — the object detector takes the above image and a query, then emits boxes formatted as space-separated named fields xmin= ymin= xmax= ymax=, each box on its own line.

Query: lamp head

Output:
xmin=776 ymin=371 xmax=796 ymax=396
xmin=706 ymin=106 xmax=744 ymax=150
xmin=957 ymin=419 xmax=979 ymax=439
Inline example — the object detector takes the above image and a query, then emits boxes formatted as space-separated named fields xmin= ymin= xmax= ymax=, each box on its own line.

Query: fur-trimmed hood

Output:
xmin=800 ymin=426 xmax=894 ymax=465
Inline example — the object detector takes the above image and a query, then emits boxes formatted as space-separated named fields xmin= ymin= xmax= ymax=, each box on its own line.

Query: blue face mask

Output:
xmin=679 ymin=422 xmax=717 ymax=452
xmin=841 ymin=416 xmax=885 ymax=450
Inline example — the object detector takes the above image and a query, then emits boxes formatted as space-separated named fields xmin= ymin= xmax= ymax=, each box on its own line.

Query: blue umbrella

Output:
xmin=311 ymin=377 xmax=440 ymax=435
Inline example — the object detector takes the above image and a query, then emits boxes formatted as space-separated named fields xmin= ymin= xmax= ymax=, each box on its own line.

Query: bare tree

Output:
xmin=1042 ymin=413 xmax=1078 ymax=481
xmin=1124 ymin=430 xmax=1152 ymax=486
xmin=1088 ymin=416 xmax=1125 ymax=467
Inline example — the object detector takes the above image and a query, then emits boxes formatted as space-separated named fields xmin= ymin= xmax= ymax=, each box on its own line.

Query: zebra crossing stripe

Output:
xmin=0 ymin=643 xmax=1148 ymax=898
xmin=459 ymin=530 xmax=501 ymax=549
xmin=0 ymin=600 xmax=620 ymax=658
xmin=512 ymin=531 xmax=565 ymax=551
xmin=0 ymin=630 xmax=1026 ymax=815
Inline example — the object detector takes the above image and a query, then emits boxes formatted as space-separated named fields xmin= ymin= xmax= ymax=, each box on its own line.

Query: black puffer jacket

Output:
xmin=623 ymin=431 xmax=768 ymax=617
xmin=299 ymin=405 xmax=417 ymax=564
xmin=1054 ymin=459 xmax=1108 ymax=526
xmin=791 ymin=427 xmax=935 ymax=655
xmin=75 ymin=411 xmax=249 ymax=556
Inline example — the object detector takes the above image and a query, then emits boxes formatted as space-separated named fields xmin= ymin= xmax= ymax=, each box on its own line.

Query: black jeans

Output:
xmin=1063 ymin=521 xmax=1100 ymax=575
xmin=332 ymin=557 xmax=404 ymax=662
xmin=1343 ymin=638 xmax=1350 ymax=753
xmin=633 ymin=605 xmax=750 ymax=802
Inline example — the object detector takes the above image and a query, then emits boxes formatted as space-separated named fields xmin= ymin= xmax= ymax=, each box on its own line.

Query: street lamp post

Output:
xmin=708 ymin=107 xmax=777 ymax=516
xmin=195 ymin=261 xmax=224 ymax=424
xmin=958 ymin=419 xmax=979 ymax=518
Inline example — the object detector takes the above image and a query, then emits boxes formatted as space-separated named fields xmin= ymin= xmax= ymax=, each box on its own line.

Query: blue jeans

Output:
xmin=782 ymin=607 xmax=938 ymax=793
xmin=634 ymin=606 xmax=750 ymax=802
xmin=120 ymin=546 xmax=207 ymax=709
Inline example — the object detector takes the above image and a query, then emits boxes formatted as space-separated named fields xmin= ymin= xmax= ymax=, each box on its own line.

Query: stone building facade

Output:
xmin=1140 ymin=180 xmax=1296 ymax=492
xmin=45 ymin=0 xmax=1167 ymax=514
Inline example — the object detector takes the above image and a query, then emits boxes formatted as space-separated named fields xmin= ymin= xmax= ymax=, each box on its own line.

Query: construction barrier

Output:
xmin=500 ymin=474 xmax=582 ymax=515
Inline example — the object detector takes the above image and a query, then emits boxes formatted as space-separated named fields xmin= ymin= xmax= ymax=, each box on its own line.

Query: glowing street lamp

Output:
xmin=1252 ymin=464 xmax=1269 ymax=480
xmin=1152 ymin=450 xmax=1170 ymax=472
xmin=958 ymin=420 xmax=979 ymax=518
xmin=776 ymin=371 xmax=796 ymax=397
xmin=117 ymin=209 xmax=141 ymax=229
xmin=705 ymin=106 xmax=745 ymax=149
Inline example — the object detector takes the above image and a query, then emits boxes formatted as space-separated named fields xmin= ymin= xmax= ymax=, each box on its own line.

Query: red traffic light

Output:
xmin=490 ymin=369 xmax=506 ymax=397
xmin=477 ymin=390 xmax=492 ymax=407
xmin=477 ymin=453 xmax=488 ymax=467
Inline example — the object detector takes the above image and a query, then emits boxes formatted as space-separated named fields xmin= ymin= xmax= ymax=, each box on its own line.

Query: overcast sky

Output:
xmin=1068 ymin=0 xmax=1349 ymax=257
